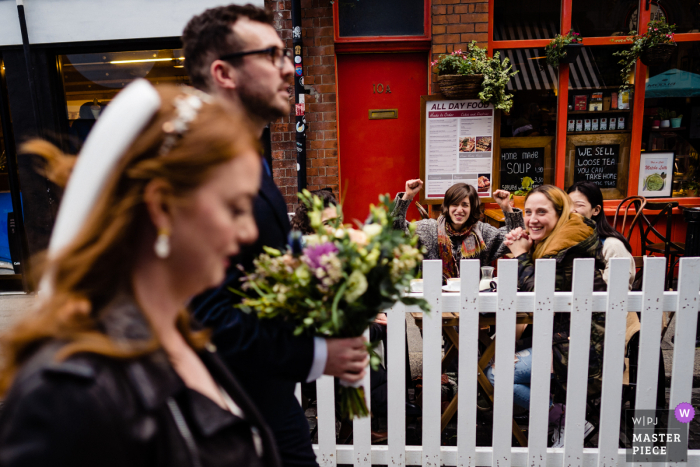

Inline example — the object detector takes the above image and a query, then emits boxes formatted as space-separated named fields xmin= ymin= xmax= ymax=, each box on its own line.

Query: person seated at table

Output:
xmin=502 ymin=184 xmax=605 ymax=446
xmin=290 ymin=188 xmax=340 ymax=234
xmin=567 ymin=181 xmax=635 ymax=288
xmin=392 ymin=179 xmax=523 ymax=282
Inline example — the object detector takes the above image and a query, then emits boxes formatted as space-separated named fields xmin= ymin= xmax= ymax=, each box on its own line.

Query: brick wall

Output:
xmin=266 ymin=0 xmax=489 ymax=209
xmin=430 ymin=0 xmax=489 ymax=94
xmin=267 ymin=0 xmax=339 ymax=211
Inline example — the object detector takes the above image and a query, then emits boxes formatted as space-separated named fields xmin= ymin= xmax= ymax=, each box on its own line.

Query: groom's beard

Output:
xmin=238 ymin=81 xmax=290 ymax=123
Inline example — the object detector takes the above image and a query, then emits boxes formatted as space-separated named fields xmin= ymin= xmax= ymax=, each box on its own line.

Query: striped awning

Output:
xmin=495 ymin=24 xmax=606 ymax=91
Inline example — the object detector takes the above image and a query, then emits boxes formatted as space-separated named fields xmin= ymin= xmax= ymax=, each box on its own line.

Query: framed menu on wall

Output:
xmin=419 ymin=95 xmax=498 ymax=204
xmin=638 ymin=151 xmax=675 ymax=198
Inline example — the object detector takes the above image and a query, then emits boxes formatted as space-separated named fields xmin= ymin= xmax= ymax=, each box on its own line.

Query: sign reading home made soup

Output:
xmin=424 ymin=99 xmax=494 ymax=198
xmin=573 ymin=144 xmax=619 ymax=188
xmin=499 ymin=147 xmax=545 ymax=192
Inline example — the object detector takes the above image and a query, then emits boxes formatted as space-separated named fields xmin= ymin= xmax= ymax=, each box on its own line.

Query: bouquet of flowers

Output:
xmin=237 ymin=191 xmax=429 ymax=418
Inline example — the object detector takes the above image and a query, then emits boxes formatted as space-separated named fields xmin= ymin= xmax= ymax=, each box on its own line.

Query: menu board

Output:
xmin=573 ymin=144 xmax=619 ymax=188
xmin=638 ymin=151 xmax=674 ymax=198
xmin=499 ymin=147 xmax=545 ymax=192
xmin=424 ymin=99 xmax=494 ymax=199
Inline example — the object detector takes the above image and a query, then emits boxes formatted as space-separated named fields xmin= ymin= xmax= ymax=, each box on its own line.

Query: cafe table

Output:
xmin=411 ymin=309 xmax=533 ymax=447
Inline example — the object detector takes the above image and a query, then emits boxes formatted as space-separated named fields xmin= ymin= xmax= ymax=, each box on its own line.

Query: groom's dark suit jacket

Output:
xmin=191 ymin=165 xmax=318 ymax=467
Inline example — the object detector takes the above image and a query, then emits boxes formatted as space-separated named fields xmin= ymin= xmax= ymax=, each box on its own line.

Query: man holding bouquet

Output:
xmin=183 ymin=5 xmax=368 ymax=467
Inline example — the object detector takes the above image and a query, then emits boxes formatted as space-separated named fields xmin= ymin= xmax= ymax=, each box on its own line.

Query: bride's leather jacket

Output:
xmin=0 ymin=296 xmax=281 ymax=467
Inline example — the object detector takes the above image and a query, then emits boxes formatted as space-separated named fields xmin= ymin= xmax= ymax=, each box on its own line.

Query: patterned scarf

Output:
xmin=437 ymin=215 xmax=486 ymax=280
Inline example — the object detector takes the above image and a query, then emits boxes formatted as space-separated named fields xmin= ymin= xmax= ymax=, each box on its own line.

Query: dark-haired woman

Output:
xmin=567 ymin=181 xmax=635 ymax=288
xmin=392 ymin=179 xmax=523 ymax=281
xmin=290 ymin=188 xmax=339 ymax=234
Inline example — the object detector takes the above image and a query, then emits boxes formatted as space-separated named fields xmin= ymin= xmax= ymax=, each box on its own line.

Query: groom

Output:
xmin=183 ymin=5 xmax=368 ymax=467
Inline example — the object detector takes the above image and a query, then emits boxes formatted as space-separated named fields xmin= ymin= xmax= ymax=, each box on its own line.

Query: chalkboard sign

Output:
xmin=573 ymin=144 xmax=619 ymax=188
xmin=499 ymin=147 xmax=545 ymax=191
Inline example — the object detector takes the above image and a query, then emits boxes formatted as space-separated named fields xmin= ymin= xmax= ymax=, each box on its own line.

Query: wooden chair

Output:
xmin=612 ymin=195 xmax=647 ymax=243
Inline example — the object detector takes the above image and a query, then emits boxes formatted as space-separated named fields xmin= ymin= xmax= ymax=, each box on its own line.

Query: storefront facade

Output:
xmin=0 ymin=0 xmax=698 ymax=293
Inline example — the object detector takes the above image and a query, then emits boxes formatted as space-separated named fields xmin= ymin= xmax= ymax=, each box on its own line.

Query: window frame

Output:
xmin=488 ymin=0 xmax=700 ymax=204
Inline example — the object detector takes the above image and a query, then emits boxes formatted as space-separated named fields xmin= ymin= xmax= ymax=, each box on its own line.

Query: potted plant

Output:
xmin=510 ymin=176 xmax=535 ymax=210
xmin=658 ymin=108 xmax=671 ymax=128
xmin=613 ymin=17 xmax=676 ymax=91
xmin=685 ymin=180 xmax=700 ymax=197
xmin=432 ymin=41 xmax=519 ymax=113
xmin=545 ymin=29 xmax=583 ymax=67
xmin=670 ymin=111 xmax=683 ymax=128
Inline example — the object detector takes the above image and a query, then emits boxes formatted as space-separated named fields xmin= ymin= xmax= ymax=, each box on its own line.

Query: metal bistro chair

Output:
xmin=637 ymin=201 xmax=685 ymax=290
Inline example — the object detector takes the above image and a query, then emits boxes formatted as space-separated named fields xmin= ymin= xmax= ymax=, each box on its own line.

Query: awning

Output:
xmin=645 ymin=69 xmax=700 ymax=98
xmin=494 ymin=24 xmax=605 ymax=91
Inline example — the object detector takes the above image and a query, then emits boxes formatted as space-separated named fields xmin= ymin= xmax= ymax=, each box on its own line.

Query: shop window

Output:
xmin=641 ymin=42 xmax=700 ymax=197
xmin=59 ymin=49 xmax=189 ymax=152
xmin=338 ymin=0 xmax=424 ymax=37
xmin=563 ymin=46 xmax=632 ymax=199
xmin=0 ymin=60 xmax=23 ymax=286
xmin=496 ymin=49 xmax=557 ymax=192
xmin=493 ymin=0 xmax=561 ymax=41
xmin=572 ymin=0 xmax=638 ymax=38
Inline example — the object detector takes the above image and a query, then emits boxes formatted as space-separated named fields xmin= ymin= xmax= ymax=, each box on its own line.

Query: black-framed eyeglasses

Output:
xmin=219 ymin=46 xmax=292 ymax=70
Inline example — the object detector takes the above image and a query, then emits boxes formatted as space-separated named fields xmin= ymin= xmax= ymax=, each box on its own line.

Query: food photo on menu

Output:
xmin=459 ymin=136 xmax=476 ymax=152
xmin=476 ymin=136 xmax=492 ymax=152
xmin=477 ymin=174 xmax=491 ymax=192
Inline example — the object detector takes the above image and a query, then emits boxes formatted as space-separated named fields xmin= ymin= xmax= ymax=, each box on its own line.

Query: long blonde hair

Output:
xmin=526 ymin=185 xmax=573 ymax=260
xmin=0 ymin=85 xmax=258 ymax=394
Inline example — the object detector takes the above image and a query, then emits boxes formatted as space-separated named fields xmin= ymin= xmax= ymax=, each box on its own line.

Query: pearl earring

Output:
xmin=154 ymin=229 xmax=170 ymax=259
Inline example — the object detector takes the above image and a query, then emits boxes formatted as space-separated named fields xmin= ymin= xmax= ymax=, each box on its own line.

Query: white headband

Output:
xmin=48 ymin=79 xmax=161 ymax=256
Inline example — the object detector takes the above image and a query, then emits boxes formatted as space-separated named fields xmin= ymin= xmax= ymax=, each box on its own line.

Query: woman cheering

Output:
xmin=393 ymin=179 xmax=523 ymax=281
xmin=0 ymin=81 xmax=279 ymax=467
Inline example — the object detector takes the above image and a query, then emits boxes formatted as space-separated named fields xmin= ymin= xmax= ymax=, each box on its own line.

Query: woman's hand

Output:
xmin=504 ymin=227 xmax=532 ymax=257
xmin=493 ymin=189 xmax=514 ymax=213
xmin=402 ymin=179 xmax=424 ymax=201
xmin=374 ymin=313 xmax=388 ymax=326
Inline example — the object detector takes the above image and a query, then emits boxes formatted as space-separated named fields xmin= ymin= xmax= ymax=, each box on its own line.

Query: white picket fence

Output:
xmin=307 ymin=257 xmax=700 ymax=467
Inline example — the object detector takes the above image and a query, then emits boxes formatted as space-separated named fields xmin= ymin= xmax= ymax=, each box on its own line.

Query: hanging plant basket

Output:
xmin=558 ymin=43 xmax=583 ymax=64
xmin=437 ymin=74 xmax=484 ymax=100
xmin=640 ymin=43 xmax=675 ymax=67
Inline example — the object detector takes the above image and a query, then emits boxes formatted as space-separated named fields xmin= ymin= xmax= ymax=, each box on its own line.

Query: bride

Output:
xmin=0 ymin=80 xmax=279 ymax=467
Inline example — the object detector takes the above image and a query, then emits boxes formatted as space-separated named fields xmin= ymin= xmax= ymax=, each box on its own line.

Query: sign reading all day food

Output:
xmin=573 ymin=144 xmax=619 ymax=188
xmin=499 ymin=147 xmax=545 ymax=192
xmin=424 ymin=99 xmax=494 ymax=198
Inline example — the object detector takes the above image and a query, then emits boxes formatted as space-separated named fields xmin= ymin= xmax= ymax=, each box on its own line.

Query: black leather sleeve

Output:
xmin=0 ymin=373 xmax=129 ymax=467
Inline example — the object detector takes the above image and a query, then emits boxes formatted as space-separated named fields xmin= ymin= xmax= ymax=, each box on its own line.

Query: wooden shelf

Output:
xmin=649 ymin=127 xmax=686 ymax=132
xmin=567 ymin=109 xmax=631 ymax=114
xmin=568 ymin=130 xmax=632 ymax=135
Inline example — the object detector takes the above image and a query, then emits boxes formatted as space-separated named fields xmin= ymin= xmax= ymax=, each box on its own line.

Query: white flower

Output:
xmin=362 ymin=223 xmax=382 ymax=239
xmin=344 ymin=269 xmax=368 ymax=303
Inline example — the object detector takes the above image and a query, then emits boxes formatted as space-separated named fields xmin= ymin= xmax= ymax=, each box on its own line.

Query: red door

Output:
xmin=337 ymin=53 xmax=428 ymax=224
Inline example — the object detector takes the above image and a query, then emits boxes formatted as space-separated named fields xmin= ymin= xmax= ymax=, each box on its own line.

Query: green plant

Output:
xmin=431 ymin=41 xmax=519 ymax=113
xmin=613 ymin=17 xmax=676 ymax=91
xmin=685 ymin=180 xmax=700 ymax=192
xmin=658 ymin=108 xmax=671 ymax=120
xmin=511 ymin=176 xmax=535 ymax=197
xmin=544 ymin=29 xmax=582 ymax=67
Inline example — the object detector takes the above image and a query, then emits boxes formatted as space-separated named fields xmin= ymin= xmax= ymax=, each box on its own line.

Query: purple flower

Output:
xmin=303 ymin=242 xmax=338 ymax=270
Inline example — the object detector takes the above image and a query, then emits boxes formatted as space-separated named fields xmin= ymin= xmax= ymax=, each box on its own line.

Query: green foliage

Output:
xmin=544 ymin=29 xmax=582 ymax=67
xmin=658 ymin=108 xmax=671 ymax=120
xmin=431 ymin=41 xmax=519 ymax=113
xmin=613 ymin=17 xmax=676 ymax=92
xmin=511 ymin=176 xmax=535 ymax=197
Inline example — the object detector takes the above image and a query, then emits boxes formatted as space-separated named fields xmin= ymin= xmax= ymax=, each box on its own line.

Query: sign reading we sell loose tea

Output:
xmin=424 ymin=99 xmax=494 ymax=199
xmin=573 ymin=144 xmax=619 ymax=188
xmin=499 ymin=147 xmax=545 ymax=191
